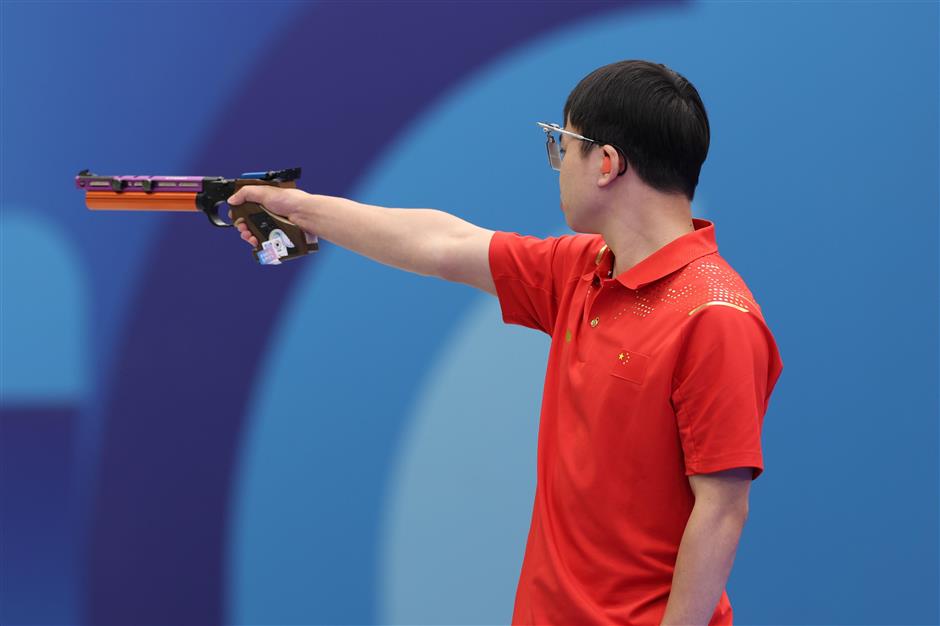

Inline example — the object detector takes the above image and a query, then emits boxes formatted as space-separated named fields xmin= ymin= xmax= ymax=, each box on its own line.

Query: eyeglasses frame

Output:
xmin=536 ymin=121 xmax=627 ymax=175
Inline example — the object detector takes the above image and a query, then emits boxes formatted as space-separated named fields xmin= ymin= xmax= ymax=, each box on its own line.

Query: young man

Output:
xmin=229 ymin=60 xmax=783 ymax=626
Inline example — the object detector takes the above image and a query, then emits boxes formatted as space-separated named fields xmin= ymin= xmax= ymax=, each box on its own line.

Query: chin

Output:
xmin=562 ymin=203 xmax=586 ymax=233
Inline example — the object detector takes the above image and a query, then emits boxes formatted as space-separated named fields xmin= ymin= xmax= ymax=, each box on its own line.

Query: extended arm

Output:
xmin=228 ymin=187 xmax=497 ymax=294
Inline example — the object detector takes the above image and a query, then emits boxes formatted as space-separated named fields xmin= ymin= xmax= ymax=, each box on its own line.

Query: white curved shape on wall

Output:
xmin=0 ymin=211 xmax=88 ymax=403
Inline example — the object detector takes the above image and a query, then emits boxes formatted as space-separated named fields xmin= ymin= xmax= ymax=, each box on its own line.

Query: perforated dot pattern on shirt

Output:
xmin=610 ymin=255 xmax=757 ymax=321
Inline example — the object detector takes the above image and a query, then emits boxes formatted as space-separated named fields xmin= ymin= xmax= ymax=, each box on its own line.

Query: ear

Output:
xmin=597 ymin=145 xmax=624 ymax=186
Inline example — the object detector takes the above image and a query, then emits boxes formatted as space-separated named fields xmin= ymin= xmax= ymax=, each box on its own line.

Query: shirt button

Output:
xmin=590 ymin=316 xmax=599 ymax=328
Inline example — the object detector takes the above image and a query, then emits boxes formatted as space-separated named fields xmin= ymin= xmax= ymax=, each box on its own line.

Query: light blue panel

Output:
xmin=376 ymin=290 xmax=548 ymax=623
xmin=0 ymin=211 xmax=87 ymax=402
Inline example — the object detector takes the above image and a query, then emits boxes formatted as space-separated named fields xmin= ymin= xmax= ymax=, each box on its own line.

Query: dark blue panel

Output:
xmin=0 ymin=406 xmax=77 ymax=626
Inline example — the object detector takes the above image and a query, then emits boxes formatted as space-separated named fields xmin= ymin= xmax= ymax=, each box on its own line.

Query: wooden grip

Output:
xmin=230 ymin=201 xmax=318 ymax=264
xmin=228 ymin=180 xmax=318 ymax=264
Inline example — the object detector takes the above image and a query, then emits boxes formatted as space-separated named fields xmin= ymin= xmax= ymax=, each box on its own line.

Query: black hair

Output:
xmin=562 ymin=60 xmax=710 ymax=201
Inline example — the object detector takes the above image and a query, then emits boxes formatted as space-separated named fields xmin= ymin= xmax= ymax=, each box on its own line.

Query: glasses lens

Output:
xmin=546 ymin=132 xmax=562 ymax=171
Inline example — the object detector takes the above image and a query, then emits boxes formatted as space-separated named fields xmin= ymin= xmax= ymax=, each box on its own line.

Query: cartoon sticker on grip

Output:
xmin=257 ymin=240 xmax=283 ymax=265
xmin=268 ymin=228 xmax=293 ymax=258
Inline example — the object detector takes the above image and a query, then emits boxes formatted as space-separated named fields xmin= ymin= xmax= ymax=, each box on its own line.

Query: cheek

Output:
xmin=560 ymin=165 xmax=576 ymax=192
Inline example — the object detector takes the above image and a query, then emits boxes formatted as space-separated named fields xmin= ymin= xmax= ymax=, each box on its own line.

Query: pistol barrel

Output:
xmin=84 ymin=190 xmax=200 ymax=212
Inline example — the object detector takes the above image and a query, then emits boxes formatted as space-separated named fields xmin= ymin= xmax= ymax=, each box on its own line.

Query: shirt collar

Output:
xmin=584 ymin=218 xmax=718 ymax=290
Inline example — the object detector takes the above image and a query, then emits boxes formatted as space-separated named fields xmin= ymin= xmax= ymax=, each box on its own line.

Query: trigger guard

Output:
xmin=205 ymin=201 xmax=234 ymax=228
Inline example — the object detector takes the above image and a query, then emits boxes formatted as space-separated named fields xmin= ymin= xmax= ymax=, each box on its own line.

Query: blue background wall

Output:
xmin=1 ymin=1 xmax=937 ymax=624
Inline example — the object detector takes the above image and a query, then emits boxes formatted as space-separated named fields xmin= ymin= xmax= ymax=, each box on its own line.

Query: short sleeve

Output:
xmin=670 ymin=304 xmax=783 ymax=481
xmin=488 ymin=231 xmax=600 ymax=336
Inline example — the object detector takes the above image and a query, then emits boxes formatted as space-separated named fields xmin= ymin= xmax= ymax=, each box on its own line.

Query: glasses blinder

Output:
xmin=545 ymin=133 xmax=562 ymax=171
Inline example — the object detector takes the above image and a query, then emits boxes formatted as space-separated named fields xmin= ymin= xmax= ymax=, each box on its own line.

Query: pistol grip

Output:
xmin=230 ymin=201 xmax=318 ymax=265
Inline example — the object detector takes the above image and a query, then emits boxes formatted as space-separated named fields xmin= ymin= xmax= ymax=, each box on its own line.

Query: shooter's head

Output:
xmin=555 ymin=60 xmax=710 ymax=233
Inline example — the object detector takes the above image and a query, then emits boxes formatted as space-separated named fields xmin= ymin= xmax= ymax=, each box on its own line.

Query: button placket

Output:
xmin=586 ymin=284 xmax=602 ymax=328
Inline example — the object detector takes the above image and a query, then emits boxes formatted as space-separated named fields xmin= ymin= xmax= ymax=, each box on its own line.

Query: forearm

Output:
xmin=660 ymin=504 xmax=747 ymax=626
xmin=303 ymin=194 xmax=473 ymax=278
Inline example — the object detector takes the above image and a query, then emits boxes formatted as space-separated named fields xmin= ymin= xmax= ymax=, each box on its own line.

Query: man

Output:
xmin=229 ymin=60 xmax=783 ymax=625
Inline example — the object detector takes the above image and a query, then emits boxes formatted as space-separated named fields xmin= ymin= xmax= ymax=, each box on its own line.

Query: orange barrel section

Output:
xmin=85 ymin=191 xmax=200 ymax=212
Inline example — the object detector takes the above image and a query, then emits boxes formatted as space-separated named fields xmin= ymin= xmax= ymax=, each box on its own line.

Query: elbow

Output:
xmin=692 ymin=499 xmax=749 ymax=526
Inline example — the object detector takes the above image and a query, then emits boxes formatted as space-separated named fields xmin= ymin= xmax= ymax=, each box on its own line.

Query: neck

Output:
xmin=603 ymin=191 xmax=694 ymax=279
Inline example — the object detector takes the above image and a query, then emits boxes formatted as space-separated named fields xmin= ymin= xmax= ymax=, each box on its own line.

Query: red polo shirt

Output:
xmin=489 ymin=218 xmax=783 ymax=625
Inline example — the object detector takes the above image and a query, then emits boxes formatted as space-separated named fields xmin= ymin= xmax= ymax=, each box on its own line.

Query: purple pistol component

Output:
xmin=75 ymin=173 xmax=207 ymax=193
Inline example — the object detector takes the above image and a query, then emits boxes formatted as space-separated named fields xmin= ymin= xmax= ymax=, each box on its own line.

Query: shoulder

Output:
xmin=669 ymin=255 xmax=782 ymax=372
xmin=491 ymin=231 xmax=604 ymax=281
xmin=668 ymin=252 xmax=764 ymax=320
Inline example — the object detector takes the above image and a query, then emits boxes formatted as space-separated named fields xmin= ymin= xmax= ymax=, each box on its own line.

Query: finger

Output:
xmin=228 ymin=185 xmax=268 ymax=206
